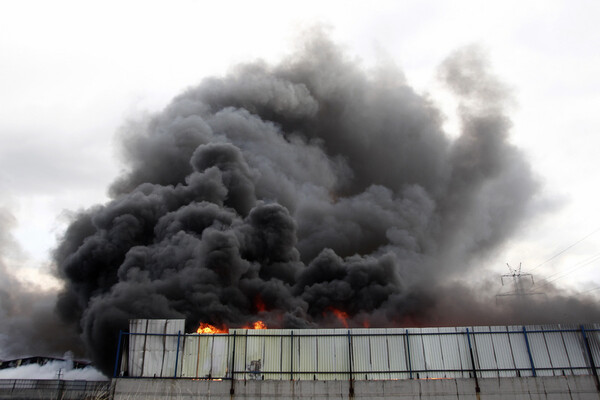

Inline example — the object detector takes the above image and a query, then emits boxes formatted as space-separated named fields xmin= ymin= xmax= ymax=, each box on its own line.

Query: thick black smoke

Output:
xmin=53 ymin=33 xmax=600 ymax=374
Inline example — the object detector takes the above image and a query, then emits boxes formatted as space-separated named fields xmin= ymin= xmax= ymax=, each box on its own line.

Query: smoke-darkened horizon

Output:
xmin=2 ymin=31 xmax=599 ymax=376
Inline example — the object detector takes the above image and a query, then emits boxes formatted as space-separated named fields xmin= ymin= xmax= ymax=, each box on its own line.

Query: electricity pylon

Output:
xmin=496 ymin=263 xmax=545 ymax=303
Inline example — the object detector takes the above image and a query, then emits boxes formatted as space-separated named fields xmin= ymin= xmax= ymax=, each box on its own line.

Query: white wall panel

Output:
xmin=196 ymin=335 xmax=214 ymax=378
xmin=507 ymin=326 xmax=533 ymax=377
xmin=295 ymin=333 xmax=317 ymax=380
xmin=543 ymin=325 xmax=571 ymax=376
xmin=128 ymin=319 xmax=147 ymax=377
xmin=262 ymin=329 xmax=284 ymax=380
xmin=180 ymin=335 xmax=199 ymax=378
xmin=527 ymin=325 xmax=553 ymax=377
xmin=489 ymin=326 xmax=517 ymax=378
xmin=386 ymin=330 xmax=409 ymax=379
xmin=586 ymin=324 xmax=600 ymax=377
xmin=562 ymin=327 xmax=589 ymax=376
xmin=162 ymin=319 xmax=183 ymax=378
xmin=229 ymin=329 xmax=247 ymax=380
xmin=472 ymin=326 xmax=498 ymax=378
xmin=315 ymin=329 xmax=338 ymax=380
xmin=369 ymin=328 xmax=390 ymax=380
xmin=210 ymin=335 xmax=229 ymax=378
xmin=126 ymin=321 xmax=600 ymax=382
xmin=456 ymin=327 xmax=473 ymax=379
xmin=351 ymin=329 xmax=371 ymax=381
xmin=421 ymin=328 xmax=444 ymax=379
xmin=438 ymin=327 xmax=465 ymax=378
xmin=333 ymin=329 xmax=351 ymax=381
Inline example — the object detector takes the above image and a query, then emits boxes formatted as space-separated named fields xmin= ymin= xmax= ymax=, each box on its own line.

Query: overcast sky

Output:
xmin=1 ymin=0 xmax=599 ymax=294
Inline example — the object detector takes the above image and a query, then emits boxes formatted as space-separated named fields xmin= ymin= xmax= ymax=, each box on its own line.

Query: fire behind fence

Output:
xmin=114 ymin=320 xmax=600 ymax=385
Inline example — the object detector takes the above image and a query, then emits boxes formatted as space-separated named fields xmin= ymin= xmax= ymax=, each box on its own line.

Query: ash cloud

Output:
xmin=52 ymin=32 xmax=600 ymax=374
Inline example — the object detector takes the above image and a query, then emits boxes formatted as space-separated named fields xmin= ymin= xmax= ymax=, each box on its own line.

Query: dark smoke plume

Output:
xmin=52 ymin=33 xmax=600 ymax=374
xmin=0 ymin=207 xmax=83 ymax=360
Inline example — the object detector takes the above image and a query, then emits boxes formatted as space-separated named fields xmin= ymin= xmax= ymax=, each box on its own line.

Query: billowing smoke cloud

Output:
xmin=0 ymin=207 xmax=83 ymax=360
xmin=52 ymin=32 xmax=600 ymax=374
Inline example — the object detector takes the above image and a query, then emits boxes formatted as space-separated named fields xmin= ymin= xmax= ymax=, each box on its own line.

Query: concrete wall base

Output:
xmin=112 ymin=376 xmax=600 ymax=400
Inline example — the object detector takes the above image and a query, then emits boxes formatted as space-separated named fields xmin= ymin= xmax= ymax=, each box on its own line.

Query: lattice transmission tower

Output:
xmin=496 ymin=263 xmax=545 ymax=303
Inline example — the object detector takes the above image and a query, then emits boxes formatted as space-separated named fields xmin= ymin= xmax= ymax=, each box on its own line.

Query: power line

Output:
xmin=526 ymin=226 xmax=600 ymax=274
xmin=534 ymin=251 xmax=600 ymax=283
xmin=579 ymin=286 xmax=600 ymax=295
xmin=533 ymin=253 xmax=600 ymax=290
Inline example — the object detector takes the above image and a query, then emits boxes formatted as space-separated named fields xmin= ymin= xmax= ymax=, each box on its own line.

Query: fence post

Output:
xmin=581 ymin=325 xmax=600 ymax=391
xmin=347 ymin=330 xmax=354 ymax=396
xmin=405 ymin=329 xmax=412 ymax=380
xmin=290 ymin=331 xmax=294 ymax=381
xmin=230 ymin=331 xmax=237 ymax=395
xmin=522 ymin=326 xmax=536 ymax=377
xmin=113 ymin=330 xmax=123 ymax=378
xmin=466 ymin=328 xmax=480 ymax=393
xmin=174 ymin=331 xmax=181 ymax=378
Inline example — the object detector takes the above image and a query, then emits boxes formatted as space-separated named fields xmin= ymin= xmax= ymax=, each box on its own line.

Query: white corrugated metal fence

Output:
xmin=120 ymin=321 xmax=600 ymax=382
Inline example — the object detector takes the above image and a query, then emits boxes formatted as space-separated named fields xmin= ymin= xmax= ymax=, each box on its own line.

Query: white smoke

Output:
xmin=0 ymin=360 xmax=107 ymax=380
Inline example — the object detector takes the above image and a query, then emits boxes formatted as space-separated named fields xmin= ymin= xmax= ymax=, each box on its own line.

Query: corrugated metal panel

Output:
xmin=229 ymin=329 xmax=248 ymax=380
xmin=472 ymin=326 xmax=498 ymax=378
xmin=148 ymin=320 xmax=163 ymax=377
xmin=543 ymin=324 xmax=571 ymax=376
xmin=438 ymin=327 xmax=464 ymax=378
xmin=313 ymin=328 xmax=332 ymax=380
xmin=527 ymin=325 xmax=553 ymax=377
xmin=196 ymin=335 xmax=215 ymax=378
xmin=333 ymin=329 xmax=350 ymax=380
xmin=561 ymin=325 xmax=589 ymax=376
xmin=586 ymin=323 xmax=600 ymax=377
xmin=506 ymin=325 xmax=533 ymax=377
xmin=278 ymin=330 xmax=292 ymax=381
xmin=295 ymin=332 xmax=317 ymax=380
xmin=351 ymin=328 xmax=371 ymax=381
xmin=456 ymin=327 xmax=473 ymax=379
xmin=313 ymin=328 xmax=334 ymax=380
xmin=126 ymin=321 xmax=600 ymax=381
xmin=244 ymin=329 xmax=264 ymax=380
xmin=162 ymin=319 xmax=183 ymax=377
xmin=406 ymin=328 xmax=426 ymax=379
xmin=262 ymin=329 xmax=284 ymax=380
xmin=210 ymin=334 xmax=229 ymax=378
xmin=128 ymin=319 xmax=147 ymax=376
xmin=180 ymin=335 xmax=199 ymax=378
xmin=386 ymin=329 xmax=408 ymax=380
xmin=421 ymin=328 xmax=444 ymax=378
xmin=368 ymin=328 xmax=390 ymax=380
xmin=143 ymin=319 xmax=165 ymax=377
xmin=490 ymin=326 xmax=517 ymax=378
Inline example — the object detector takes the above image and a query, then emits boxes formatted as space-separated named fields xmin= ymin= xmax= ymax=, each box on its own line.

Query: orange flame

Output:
xmin=254 ymin=294 xmax=266 ymax=312
xmin=196 ymin=323 xmax=228 ymax=334
xmin=242 ymin=320 xmax=268 ymax=329
xmin=326 ymin=307 xmax=349 ymax=328
xmin=252 ymin=320 xmax=267 ymax=329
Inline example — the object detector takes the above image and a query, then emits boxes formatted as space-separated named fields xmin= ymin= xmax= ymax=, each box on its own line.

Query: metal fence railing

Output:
xmin=114 ymin=323 xmax=600 ymax=388
xmin=0 ymin=379 xmax=110 ymax=399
